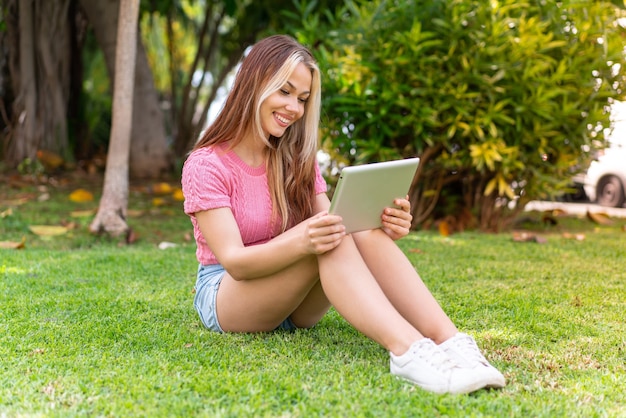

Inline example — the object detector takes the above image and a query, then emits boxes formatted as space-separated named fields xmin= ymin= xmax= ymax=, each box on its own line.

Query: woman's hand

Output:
xmin=381 ymin=196 xmax=412 ymax=240
xmin=301 ymin=211 xmax=346 ymax=255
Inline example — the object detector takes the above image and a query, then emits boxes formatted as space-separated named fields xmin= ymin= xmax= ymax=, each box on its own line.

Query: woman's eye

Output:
xmin=280 ymin=89 xmax=289 ymax=95
xmin=298 ymin=98 xmax=308 ymax=104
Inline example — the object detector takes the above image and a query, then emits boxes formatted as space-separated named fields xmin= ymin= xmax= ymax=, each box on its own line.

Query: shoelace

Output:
xmin=412 ymin=339 xmax=457 ymax=372
xmin=451 ymin=334 xmax=489 ymax=366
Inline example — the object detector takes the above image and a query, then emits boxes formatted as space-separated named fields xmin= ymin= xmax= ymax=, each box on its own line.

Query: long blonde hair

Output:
xmin=194 ymin=35 xmax=322 ymax=232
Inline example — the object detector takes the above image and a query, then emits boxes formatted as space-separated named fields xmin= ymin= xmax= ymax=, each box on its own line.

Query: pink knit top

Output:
xmin=182 ymin=143 xmax=328 ymax=265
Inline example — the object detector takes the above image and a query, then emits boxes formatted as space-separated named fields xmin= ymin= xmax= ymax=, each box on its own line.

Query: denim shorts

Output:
xmin=194 ymin=264 xmax=297 ymax=333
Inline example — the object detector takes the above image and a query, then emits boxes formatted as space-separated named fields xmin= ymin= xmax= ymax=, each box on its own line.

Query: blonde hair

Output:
xmin=194 ymin=35 xmax=322 ymax=231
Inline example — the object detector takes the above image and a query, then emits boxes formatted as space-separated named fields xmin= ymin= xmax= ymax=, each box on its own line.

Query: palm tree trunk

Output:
xmin=79 ymin=0 xmax=170 ymax=178
xmin=89 ymin=0 xmax=139 ymax=237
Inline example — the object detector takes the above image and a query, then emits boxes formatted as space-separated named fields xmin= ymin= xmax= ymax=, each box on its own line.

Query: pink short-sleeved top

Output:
xmin=182 ymin=143 xmax=328 ymax=265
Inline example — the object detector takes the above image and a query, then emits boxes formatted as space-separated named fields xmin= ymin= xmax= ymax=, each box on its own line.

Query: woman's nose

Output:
xmin=285 ymin=96 xmax=300 ymax=112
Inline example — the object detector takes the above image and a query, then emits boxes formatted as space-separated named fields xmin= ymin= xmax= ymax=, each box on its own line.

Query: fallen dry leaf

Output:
xmin=562 ymin=232 xmax=585 ymax=241
xmin=60 ymin=220 xmax=78 ymax=230
xmin=6 ymin=175 xmax=33 ymax=189
xmin=172 ymin=188 xmax=185 ymax=201
xmin=159 ymin=208 xmax=176 ymax=216
xmin=152 ymin=197 xmax=167 ymax=207
xmin=512 ymin=231 xmax=531 ymax=242
xmin=37 ymin=149 xmax=64 ymax=171
xmin=550 ymin=208 xmax=568 ymax=217
xmin=29 ymin=225 xmax=69 ymax=237
xmin=152 ymin=182 xmax=173 ymax=195
xmin=1 ymin=208 xmax=13 ymax=218
xmin=126 ymin=228 xmax=139 ymax=244
xmin=408 ymin=248 xmax=424 ymax=254
xmin=586 ymin=211 xmax=613 ymax=225
xmin=0 ymin=237 xmax=26 ymax=249
xmin=127 ymin=209 xmax=145 ymax=218
xmin=0 ymin=196 xmax=33 ymax=206
xmin=69 ymin=188 xmax=94 ymax=203
xmin=438 ymin=219 xmax=452 ymax=237
xmin=512 ymin=231 xmax=547 ymax=244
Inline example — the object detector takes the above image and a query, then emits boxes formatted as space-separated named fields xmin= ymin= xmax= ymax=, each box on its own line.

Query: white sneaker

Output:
xmin=439 ymin=333 xmax=506 ymax=389
xmin=390 ymin=338 xmax=490 ymax=394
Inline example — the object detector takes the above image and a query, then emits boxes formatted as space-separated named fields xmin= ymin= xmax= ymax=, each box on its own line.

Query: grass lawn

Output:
xmin=1 ymin=173 xmax=625 ymax=417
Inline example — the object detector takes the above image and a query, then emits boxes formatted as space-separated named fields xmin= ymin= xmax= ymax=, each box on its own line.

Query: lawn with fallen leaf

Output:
xmin=2 ymin=172 xmax=626 ymax=417
xmin=0 ymin=172 xmax=190 ymax=249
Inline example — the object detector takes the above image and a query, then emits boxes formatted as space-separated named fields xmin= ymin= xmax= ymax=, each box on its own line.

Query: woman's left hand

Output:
xmin=381 ymin=196 xmax=412 ymax=241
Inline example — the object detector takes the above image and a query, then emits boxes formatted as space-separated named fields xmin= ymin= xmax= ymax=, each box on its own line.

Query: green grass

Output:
xmin=1 ymin=176 xmax=626 ymax=417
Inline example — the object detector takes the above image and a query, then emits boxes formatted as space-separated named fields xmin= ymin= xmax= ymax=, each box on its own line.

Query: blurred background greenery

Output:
xmin=2 ymin=0 xmax=626 ymax=231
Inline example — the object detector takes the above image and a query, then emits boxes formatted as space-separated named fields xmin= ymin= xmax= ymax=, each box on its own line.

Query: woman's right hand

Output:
xmin=301 ymin=211 xmax=346 ymax=255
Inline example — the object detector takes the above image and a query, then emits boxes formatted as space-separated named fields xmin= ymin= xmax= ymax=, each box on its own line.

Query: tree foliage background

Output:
xmin=288 ymin=0 xmax=626 ymax=230
xmin=2 ymin=0 xmax=626 ymax=230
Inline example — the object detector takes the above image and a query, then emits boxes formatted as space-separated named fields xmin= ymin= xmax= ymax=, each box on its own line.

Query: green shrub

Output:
xmin=293 ymin=0 xmax=626 ymax=230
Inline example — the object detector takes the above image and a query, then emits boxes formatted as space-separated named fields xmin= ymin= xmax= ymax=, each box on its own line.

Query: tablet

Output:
xmin=328 ymin=157 xmax=420 ymax=233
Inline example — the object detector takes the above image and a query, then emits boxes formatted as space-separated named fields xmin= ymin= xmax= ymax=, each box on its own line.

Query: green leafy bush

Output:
xmin=293 ymin=0 xmax=626 ymax=230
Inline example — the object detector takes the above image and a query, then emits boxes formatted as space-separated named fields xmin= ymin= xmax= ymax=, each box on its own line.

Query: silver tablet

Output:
xmin=328 ymin=157 xmax=420 ymax=233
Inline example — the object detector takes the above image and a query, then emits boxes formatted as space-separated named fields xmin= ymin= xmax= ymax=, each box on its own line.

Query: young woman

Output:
xmin=181 ymin=35 xmax=505 ymax=395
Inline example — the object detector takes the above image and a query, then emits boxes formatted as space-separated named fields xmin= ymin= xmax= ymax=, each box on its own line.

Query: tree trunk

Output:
xmin=79 ymin=0 xmax=170 ymax=178
xmin=89 ymin=0 xmax=139 ymax=237
xmin=3 ymin=0 xmax=72 ymax=165
xmin=12 ymin=0 xmax=38 ymax=161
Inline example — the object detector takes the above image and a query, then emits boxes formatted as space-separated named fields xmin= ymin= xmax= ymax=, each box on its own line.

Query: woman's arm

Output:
xmin=195 ymin=193 xmax=345 ymax=280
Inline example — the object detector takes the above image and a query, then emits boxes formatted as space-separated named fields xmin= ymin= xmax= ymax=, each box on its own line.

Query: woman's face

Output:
xmin=260 ymin=62 xmax=312 ymax=139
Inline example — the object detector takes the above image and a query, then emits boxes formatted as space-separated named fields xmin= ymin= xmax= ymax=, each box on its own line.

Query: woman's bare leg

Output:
xmin=216 ymin=255 xmax=325 ymax=332
xmin=288 ymin=280 xmax=331 ymax=328
xmin=352 ymin=229 xmax=458 ymax=344
xmin=317 ymin=235 xmax=422 ymax=355
xmin=217 ymin=234 xmax=423 ymax=355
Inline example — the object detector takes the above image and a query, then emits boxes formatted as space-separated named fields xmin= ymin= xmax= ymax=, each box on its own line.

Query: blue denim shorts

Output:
xmin=194 ymin=264 xmax=297 ymax=333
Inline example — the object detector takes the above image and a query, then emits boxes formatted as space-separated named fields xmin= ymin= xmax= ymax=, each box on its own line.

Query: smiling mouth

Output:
xmin=274 ymin=113 xmax=290 ymax=127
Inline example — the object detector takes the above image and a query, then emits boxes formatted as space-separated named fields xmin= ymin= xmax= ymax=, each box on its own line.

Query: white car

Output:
xmin=582 ymin=144 xmax=626 ymax=208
